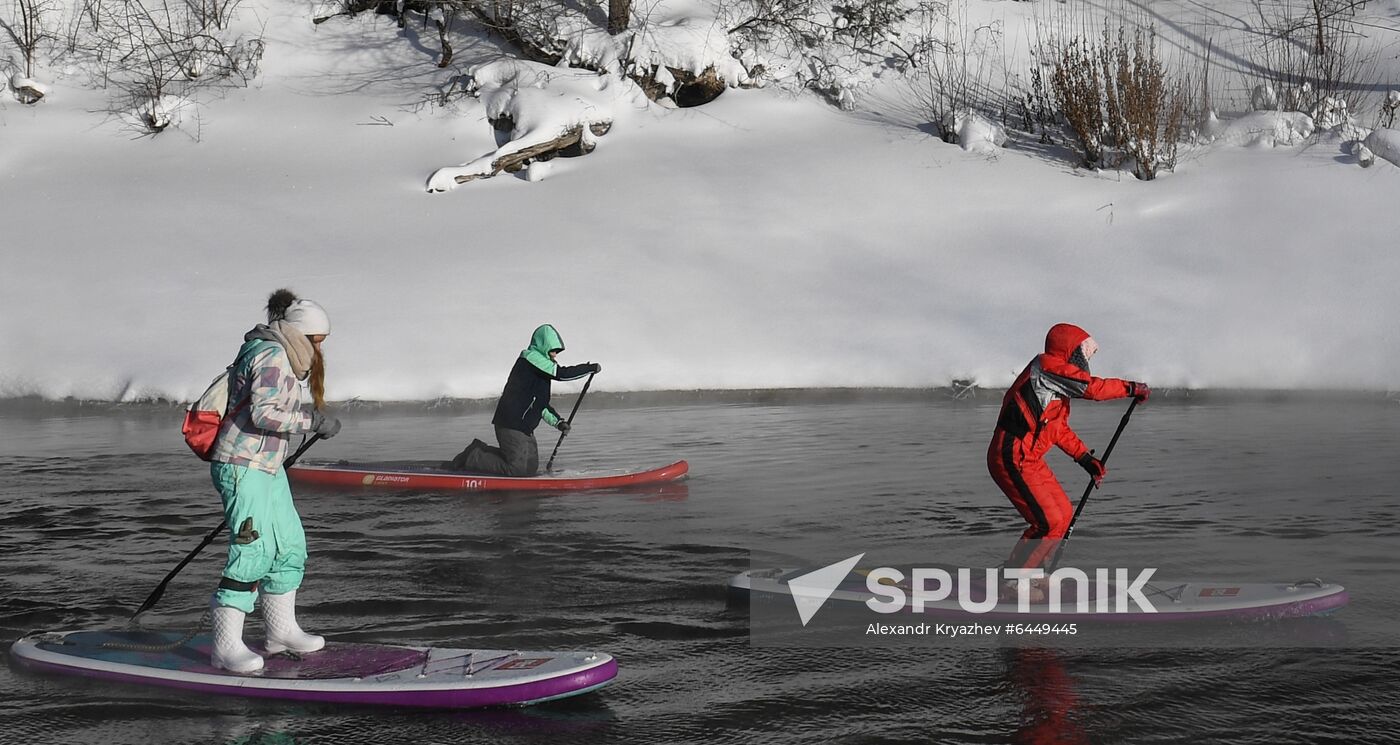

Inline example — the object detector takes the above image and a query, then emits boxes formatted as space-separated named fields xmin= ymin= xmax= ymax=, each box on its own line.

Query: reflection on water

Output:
xmin=1009 ymin=648 xmax=1086 ymax=745
xmin=1 ymin=396 xmax=1398 ymax=744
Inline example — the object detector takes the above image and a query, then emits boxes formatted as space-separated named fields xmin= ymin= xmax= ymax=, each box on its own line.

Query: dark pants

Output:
xmin=450 ymin=426 xmax=538 ymax=477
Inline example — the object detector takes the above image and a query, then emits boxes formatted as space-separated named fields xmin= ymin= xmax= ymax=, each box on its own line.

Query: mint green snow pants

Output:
xmin=210 ymin=463 xmax=307 ymax=613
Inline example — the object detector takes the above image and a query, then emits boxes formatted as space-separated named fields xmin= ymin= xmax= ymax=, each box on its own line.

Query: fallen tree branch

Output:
xmin=453 ymin=126 xmax=583 ymax=183
xmin=428 ymin=119 xmax=612 ymax=189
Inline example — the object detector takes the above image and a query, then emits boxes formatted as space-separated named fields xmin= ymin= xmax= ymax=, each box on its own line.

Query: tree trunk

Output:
xmin=1313 ymin=0 xmax=1326 ymax=55
xmin=608 ymin=0 xmax=630 ymax=34
xmin=435 ymin=11 xmax=453 ymax=68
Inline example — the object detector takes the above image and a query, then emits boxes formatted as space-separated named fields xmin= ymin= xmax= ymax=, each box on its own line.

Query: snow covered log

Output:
xmin=427 ymin=60 xmax=644 ymax=191
xmin=432 ymin=121 xmax=614 ymax=186
xmin=10 ymin=74 xmax=47 ymax=105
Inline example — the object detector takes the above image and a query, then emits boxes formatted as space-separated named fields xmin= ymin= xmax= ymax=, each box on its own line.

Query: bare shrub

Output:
xmin=725 ymin=0 xmax=922 ymax=108
xmin=3 ymin=0 xmax=58 ymax=78
xmin=1047 ymin=24 xmax=1188 ymax=180
xmin=1017 ymin=59 xmax=1060 ymax=144
xmin=1246 ymin=0 xmax=1380 ymax=116
xmin=1252 ymin=0 xmax=1369 ymax=56
xmin=442 ymin=0 xmax=568 ymax=64
xmin=1379 ymin=90 xmax=1399 ymax=129
xmin=1049 ymin=35 xmax=1105 ymax=166
xmin=903 ymin=1 xmax=1001 ymax=142
xmin=84 ymin=0 xmax=263 ymax=133
xmin=1105 ymin=27 xmax=1186 ymax=180
xmin=190 ymin=0 xmax=245 ymax=30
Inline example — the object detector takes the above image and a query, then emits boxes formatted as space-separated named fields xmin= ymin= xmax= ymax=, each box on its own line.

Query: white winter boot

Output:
xmin=262 ymin=590 xmax=325 ymax=655
xmin=210 ymin=604 xmax=265 ymax=673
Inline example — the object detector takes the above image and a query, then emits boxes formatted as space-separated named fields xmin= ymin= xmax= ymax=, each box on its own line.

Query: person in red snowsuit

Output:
xmin=988 ymin=323 xmax=1149 ymax=571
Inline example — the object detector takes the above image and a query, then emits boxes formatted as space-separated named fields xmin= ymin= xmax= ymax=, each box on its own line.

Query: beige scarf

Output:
xmin=265 ymin=320 xmax=315 ymax=380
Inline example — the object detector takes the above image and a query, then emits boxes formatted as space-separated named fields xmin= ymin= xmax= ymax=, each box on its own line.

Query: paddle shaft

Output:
xmin=130 ymin=434 xmax=323 ymax=621
xmin=1048 ymin=398 xmax=1140 ymax=569
xmin=545 ymin=372 xmax=596 ymax=473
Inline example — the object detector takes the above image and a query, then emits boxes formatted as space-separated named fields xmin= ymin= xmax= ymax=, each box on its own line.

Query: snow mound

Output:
xmin=1355 ymin=142 xmax=1375 ymax=167
xmin=1310 ymin=96 xmax=1351 ymax=130
xmin=470 ymin=59 xmax=639 ymax=135
xmin=1362 ymin=128 xmax=1400 ymax=167
xmin=135 ymin=94 xmax=192 ymax=132
xmin=557 ymin=11 xmax=750 ymax=97
xmin=1210 ymin=111 xmax=1315 ymax=147
xmin=944 ymin=110 xmax=1006 ymax=154
xmin=621 ymin=16 xmax=751 ymax=88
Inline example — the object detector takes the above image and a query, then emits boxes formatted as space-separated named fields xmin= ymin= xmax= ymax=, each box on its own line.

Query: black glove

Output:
xmin=556 ymin=420 xmax=572 ymax=433
xmin=588 ymin=362 xmax=602 ymax=374
xmin=311 ymin=410 xmax=342 ymax=439
xmin=1076 ymin=452 xmax=1106 ymax=486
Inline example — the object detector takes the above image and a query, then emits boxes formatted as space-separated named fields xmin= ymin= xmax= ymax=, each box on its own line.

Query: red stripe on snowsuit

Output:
xmin=987 ymin=324 xmax=1134 ymax=568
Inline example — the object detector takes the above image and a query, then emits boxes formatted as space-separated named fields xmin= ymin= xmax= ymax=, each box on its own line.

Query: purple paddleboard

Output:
xmin=11 ymin=629 xmax=616 ymax=708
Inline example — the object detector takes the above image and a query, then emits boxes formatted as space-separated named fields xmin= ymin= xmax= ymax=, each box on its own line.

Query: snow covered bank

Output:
xmin=2 ymin=0 xmax=1399 ymax=403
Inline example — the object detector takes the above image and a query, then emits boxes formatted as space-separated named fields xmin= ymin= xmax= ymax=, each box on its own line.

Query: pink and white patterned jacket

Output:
xmin=210 ymin=337 xmax=315 ymax=474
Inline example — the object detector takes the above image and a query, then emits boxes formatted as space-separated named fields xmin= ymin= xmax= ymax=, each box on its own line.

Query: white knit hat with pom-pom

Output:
xmin=283 ymin=299 xmax=331 ymax=336
xmin=267 ymin=289 xmax=331 ymax=337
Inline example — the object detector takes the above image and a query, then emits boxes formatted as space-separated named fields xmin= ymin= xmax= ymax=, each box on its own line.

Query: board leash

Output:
xmin=102 ymin=609 xmax=210 ymax=652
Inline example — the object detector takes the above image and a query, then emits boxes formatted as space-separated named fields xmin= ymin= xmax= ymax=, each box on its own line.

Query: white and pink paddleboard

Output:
xmin=730 ymin=568 xmax=1349 ymax=623
xmin=10 ymin=629 xmax=616 ymax=708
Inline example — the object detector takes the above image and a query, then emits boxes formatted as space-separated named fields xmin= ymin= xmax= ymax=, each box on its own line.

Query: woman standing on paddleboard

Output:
xmin=207 ymin=289 xmax=343 ymax=673
xmin=447 ymin=324 xmax=600 ymax=477
xmin=988 ymin=323 xmax=1149 ymax=581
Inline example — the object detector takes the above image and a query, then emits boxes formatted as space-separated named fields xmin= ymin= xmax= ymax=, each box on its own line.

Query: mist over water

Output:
xmin=3 ymin=394 xmax=1398 ymax=743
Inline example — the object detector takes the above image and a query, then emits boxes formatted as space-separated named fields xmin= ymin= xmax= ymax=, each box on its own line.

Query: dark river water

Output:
xmin=2 ymin=392 xmax=1398 ymax=744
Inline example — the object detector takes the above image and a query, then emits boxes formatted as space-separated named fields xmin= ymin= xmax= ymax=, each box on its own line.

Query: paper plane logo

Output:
xmin=787 ymin=553 xmax=864 ymax=626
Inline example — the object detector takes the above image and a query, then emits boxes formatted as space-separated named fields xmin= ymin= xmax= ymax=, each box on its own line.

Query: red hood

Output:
xmin=1044 ymin=323 xmax=1090 ymax=360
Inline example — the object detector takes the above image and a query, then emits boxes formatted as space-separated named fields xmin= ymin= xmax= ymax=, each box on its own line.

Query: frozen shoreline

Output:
xmin=5 ymin=0 xmax=1399 ymax=403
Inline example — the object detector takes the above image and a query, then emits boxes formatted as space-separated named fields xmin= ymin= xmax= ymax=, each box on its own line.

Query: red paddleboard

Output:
xmin=289 ymin=459 xmax=688 ymax=492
